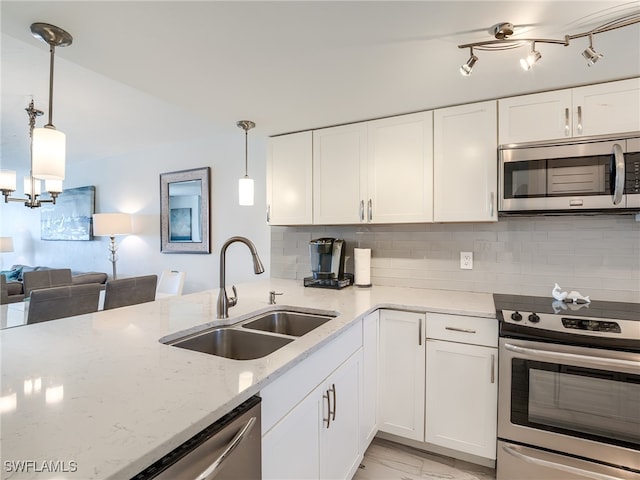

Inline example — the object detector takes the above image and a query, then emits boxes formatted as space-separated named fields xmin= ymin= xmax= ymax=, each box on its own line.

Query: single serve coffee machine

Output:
xmin=304 ymin=238 xmax=353 ymax=289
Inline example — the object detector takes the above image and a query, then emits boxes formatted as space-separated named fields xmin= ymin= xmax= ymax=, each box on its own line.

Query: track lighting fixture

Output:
xmin=582 ymin=34 xmax=603 ymax=67
xmin=458 ymin=12 xmax=638 ymax=75
xmin=520 ymin=43 xmax=542 ymax=71
xmin=460 ymin=48 xmax=478 ymax=76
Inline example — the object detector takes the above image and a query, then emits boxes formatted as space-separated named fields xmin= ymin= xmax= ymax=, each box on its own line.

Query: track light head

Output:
xmin=460 ymin=51 xmax=478 ymax=76
xmin=582 ymin=45 xmax=603 ymax=66
xmin=520 ymin=44 xmax=542 ymax=71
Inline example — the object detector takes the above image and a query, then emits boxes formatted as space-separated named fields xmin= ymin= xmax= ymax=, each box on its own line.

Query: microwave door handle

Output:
xmin=611 ymin=143 xmax=625 ymax=205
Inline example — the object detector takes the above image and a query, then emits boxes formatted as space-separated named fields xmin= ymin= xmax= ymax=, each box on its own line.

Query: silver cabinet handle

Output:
xmin=489 ymin=192 xmax=494 ymax=218
xmin=323 ymin=389 xmax=331 ymax=428
xmin=418 ymin=318 xmax=423 ymax=346
xmin=564 ymin=107 xmax=570 ymax=136
xmin=490 ymin=354 xmax=495 ymax=384
xmin=501 ymin=445 xmax=622 ymax=480
xmin=266 ymin=205 xmax=271 ymax=223
xmin=445 ymin=326 xmax=476 ymax=334
xmin=577 ymin=105 xmax=583 ymax=134
xmin=504 ymin=343 xmax=639 ymax=371
xmin=194 ymin=416 xmax=257 ymax=480
xmin=611 ymin=143 xmax=625 ymax=205
xmin=330 ymin=383 xmax=336 ymax=421
xmin=367 ymin=198 xmax=373 ymax=222
xmin=359 ymin=200 xmax=364 ymax=222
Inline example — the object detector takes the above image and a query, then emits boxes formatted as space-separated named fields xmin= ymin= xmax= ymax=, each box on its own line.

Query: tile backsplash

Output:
xmin=271 ymin=215 xmax=640 ymax=302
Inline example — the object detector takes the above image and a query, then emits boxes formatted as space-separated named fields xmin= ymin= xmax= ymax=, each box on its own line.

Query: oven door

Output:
xmin=498 ymin=338 xmax=640 ymax=472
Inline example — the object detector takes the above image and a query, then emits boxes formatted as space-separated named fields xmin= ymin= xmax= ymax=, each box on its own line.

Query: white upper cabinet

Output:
xmin=499 ymin=78 xmax=640 ymax=144
xmin=434 ymin=100 xmax=498 ymax=222
xmin=572 ymin=78 xmax=640 ymax=137
xmin=498 ymin=89 xmax=573 ymax=144
xmin=267 ymin=131 xmax=313 ymax=225
xmin=313 ymin=123 xmax=368 ymax=224
xmin=367 ymin=112 xmax=433 ymax=223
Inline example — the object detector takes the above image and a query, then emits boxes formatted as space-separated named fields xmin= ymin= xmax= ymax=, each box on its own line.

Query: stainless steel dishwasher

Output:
xmin=131 ymin=395 xmax=261 ymax=480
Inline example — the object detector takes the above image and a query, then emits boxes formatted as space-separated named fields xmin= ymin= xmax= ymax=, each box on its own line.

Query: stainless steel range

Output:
xmin=494 ymin=294 xmax=640 ymax=480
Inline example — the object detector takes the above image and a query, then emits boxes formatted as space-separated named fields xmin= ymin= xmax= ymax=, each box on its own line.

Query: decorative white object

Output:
xmin=552 ymin=283 xmax=590 ymax=304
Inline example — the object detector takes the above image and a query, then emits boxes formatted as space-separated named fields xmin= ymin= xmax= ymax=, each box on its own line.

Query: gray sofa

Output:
xmin=0 ymin=265 xmax=108 ymax=304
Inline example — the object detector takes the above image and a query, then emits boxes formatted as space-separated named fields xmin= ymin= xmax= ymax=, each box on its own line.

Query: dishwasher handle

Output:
xmin=194 ymin=416 xmax=257 ymax=480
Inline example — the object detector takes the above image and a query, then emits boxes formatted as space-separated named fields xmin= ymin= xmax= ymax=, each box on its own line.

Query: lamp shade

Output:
xmin=238 ymin=177 xmax=254 ymax=206
xmin=0 ymin=237 xmax=14 ymax=253
xmin=93 ymin=213 xmax=132 ymax=236
xmin=0 ymin=170 xmax=17 ymax=191
xmin=32 ymin=127 xmax=66 ymax=180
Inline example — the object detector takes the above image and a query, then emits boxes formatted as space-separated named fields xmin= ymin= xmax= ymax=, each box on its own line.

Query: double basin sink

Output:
xmin=163 ymin=309 xmax=337 ymax=360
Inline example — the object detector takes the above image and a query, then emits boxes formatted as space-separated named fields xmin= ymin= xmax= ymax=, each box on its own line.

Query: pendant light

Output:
xmin=237 ymin=120 xmax=256 ymax=206
xmin=0 ymin=23 xmax=71 ymax=208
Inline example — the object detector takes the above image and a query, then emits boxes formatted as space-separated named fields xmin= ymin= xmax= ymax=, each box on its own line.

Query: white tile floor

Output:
xmin=354 ymin=439 xmax=496 ymax=480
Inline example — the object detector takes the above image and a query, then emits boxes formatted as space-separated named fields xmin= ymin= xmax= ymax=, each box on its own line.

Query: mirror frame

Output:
xmin=160 ymin=167 xmax=211 ymax=254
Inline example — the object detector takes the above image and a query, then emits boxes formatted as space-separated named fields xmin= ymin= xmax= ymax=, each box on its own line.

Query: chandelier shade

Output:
xmin=32 ymin=127 xmax=66 ymax=180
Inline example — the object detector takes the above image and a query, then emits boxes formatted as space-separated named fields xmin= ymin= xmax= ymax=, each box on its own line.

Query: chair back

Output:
xmin=156 ymin=270 xmax=186 ymax=296
xmin=0 ymin=274 xmax=9 ymax=305
xmin=23 ymin=269 xmax=73 ymax=297
xmin=27 ymin=283 xmax=101 ymax=324
xmin=103 ymin=275 xmax=158 ymax=310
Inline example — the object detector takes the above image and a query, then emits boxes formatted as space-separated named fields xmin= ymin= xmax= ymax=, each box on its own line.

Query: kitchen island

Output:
xmin=0 ymin=279 xmax=495 ymax=479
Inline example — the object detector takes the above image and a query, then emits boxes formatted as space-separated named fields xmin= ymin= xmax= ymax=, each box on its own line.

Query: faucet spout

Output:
xmin=217 ymin=236 xmax=264 ymax=319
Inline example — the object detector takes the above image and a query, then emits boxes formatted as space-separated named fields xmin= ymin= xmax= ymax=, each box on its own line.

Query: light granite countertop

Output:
xmin=0 ymin=279 xmax=496 ymax=480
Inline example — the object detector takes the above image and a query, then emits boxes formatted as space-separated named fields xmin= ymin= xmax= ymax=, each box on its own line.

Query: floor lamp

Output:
xmin=93 ymin=213 xmax=132 ymax=280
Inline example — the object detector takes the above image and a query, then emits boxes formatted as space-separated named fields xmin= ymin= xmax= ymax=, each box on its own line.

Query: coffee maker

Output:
xmin=304 ymin=238 xmax=353 ymax=289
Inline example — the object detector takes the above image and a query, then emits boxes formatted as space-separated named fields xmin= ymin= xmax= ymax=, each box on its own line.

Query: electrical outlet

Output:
xmin=460 ymin=252 xmax=473 ymax=270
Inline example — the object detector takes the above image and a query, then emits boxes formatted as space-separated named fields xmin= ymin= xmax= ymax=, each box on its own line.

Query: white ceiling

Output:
xmin=2 ymin=1 xmax=639 ymax=171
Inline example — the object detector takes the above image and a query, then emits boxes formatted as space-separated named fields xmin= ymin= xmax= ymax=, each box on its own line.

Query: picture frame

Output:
xmin=160 ymin=167 xmax=210 ymax=254
xmin=41 ymin=186 xmax=96 ymax=241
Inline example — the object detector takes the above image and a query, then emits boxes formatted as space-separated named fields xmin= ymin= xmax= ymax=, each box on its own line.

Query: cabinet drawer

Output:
xmin=426 ymin=313 xmax=497 ymax=347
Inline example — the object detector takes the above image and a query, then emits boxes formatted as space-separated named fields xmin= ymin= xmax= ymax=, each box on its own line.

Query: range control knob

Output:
xmin=510 ymin=311 xmax=523 ymax=322
xmin=528 ymin=313 xmax=541 ymax=323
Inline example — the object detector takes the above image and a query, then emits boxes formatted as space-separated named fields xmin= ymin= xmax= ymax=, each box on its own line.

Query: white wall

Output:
xmin=0 ymin=130 xmax=270 ymax=294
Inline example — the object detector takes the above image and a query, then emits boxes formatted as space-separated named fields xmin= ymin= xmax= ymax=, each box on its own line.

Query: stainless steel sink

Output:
xmin=163 ymin=308 xmax=337 ymax=360
xmin=169 ymin=328 xmax=293 ymax=360
xmin=242 ymin=310 xmax=335 ymax=337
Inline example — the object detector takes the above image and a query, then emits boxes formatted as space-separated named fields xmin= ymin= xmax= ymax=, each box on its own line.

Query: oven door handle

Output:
xmin=611 ymin=143 xmax=625 ymax=206
xmin=502 ymin=444 xmax=625 ymax=480
xmin=504 ymin=343 xmax=639 ymax=370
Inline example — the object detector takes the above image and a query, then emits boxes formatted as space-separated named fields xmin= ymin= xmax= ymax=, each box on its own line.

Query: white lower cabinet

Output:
xmin=378 ymin=309 xmax=425 ymax=441
xmin=425 ymin=313 xmax=498 ymax=460
xmin=261 ymin=322 xmax=363 ymax=480
xmin=360 ymin=311 xmax=378 ymax=450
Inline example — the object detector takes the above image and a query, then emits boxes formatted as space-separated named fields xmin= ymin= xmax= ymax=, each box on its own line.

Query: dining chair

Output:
xmin=26 ymin=283 xmax=101 ymax=324
xmin=23 ymin=268 xmax=73 ymax=297
xmin=156 ymin=270 xmax=186 ymax=297
xmin=103 ymin=275 xmax=158 ymax=310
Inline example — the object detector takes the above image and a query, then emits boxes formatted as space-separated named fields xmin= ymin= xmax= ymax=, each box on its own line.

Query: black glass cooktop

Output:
xmin=493 ymin=293 xmax=640 ymax=321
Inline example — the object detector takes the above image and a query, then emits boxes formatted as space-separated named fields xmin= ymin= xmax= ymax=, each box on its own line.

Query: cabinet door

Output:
xmin=267 ymin=132 xmax=313 ymax=225
xmin=434 ymin=101 xmax=498 ymax=222
xmin=378 ymin=310 xmax=425 ymax=441
xmin=572 ymin=78 xmax=640 ymax=137
xmin=367 ymin=112 xmax=433 ymax=223
xmin=313 ymin=123 xmax=367 ymax=224
xmin=360 ymin=311 xmax=378 ymax=450
xmin=320 ymin=351 xmax=362 ymax=480
xmin=426 ymin=339 xmax=497 ymax=460
xmin=498 ymin=89 xmax=572 ymax=144
xmin=262 ymin=384 xmax=321 ymax=479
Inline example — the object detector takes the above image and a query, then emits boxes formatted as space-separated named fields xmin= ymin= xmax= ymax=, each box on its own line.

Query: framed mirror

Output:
xmin=160 ymin=167 xmax=211 ymax=254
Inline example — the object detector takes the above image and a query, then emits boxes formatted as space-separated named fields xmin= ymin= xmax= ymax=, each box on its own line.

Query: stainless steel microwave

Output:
xmin=499 ymin=133 xmax=640 ymax=214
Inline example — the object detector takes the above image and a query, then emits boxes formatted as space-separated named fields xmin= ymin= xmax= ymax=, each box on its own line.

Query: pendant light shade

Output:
xmin=32 ymin=127 xmax=66 ymax=180
xmin=238 ymin=177 xmax=255 ymax=206
xmin=237 ymin=120 xmax=256 ymax=206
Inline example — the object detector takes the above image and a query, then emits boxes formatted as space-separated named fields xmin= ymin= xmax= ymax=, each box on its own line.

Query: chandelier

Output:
xmin=0 ymin=23 xmax=72 ymax=208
